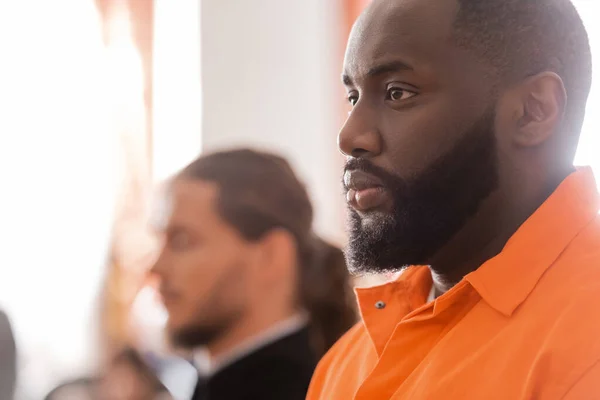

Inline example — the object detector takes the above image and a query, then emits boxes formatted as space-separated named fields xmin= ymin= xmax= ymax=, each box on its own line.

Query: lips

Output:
xmin=344 ymin=170 xmax=389 ymax=212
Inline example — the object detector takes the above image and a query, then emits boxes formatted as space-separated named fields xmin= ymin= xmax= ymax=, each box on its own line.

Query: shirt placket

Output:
xmin=354 ymin=282 xmax=477 ymax=400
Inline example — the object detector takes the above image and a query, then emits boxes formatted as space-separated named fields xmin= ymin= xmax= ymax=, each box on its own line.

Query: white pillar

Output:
xmin=574 ymin=0 xmax=600 ymax=183
xmin=200 ymin=0 xmax=347 ymax=243
xmin=153 ymin=0 xmax=203 ymax=183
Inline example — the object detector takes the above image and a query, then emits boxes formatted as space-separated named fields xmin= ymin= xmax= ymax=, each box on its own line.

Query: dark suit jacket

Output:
xmin=0 ymin=310 xmax=16 ymax=400
xmin=192 ymin=327 xmax=317 ymax=400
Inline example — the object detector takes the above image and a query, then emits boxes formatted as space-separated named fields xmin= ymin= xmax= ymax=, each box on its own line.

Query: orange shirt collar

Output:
xmin=466 ymin=167 xmax=599 ymax=316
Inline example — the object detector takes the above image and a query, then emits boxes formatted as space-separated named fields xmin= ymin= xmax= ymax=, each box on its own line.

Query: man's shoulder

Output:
xmin=526 ymin=217 xmax=600 ymax=324
xmin=539 ymin=214 xmax=600 ymax=297
xmin=548 ymin=217 xmax=600 ymax=294
xmin=307 ymin=322 xmax=376 ymax=399
xmin=0 ymin=309 xmax=14 ymax=345
xmin=323 ymin=322 xmax=370 ymax=359
xmin=0 ymin=310 xmax=9 ymax=326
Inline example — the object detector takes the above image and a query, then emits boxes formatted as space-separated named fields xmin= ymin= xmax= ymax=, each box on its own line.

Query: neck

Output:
xmin=429 ymin=168 xmax=571 ymax=294
xmin=206 ymin=306 xmax=299 ymax=361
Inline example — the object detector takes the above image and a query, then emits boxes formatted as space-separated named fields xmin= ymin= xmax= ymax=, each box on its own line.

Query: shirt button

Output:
xmin=375 ymin=301 xmax=386 ymax=309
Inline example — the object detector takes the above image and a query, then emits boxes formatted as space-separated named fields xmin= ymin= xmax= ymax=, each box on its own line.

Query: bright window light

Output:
xmin=0 ymin=0 xmax=120 ymax=397
xmin=152 ymin=0 xmax=203 ymax=183
xmin=574 ymin=0 xmax=600 ymax=185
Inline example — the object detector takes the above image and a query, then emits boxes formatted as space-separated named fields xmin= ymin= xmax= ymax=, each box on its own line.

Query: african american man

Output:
xmin=307 ymin=0 xmax=599 ymax=399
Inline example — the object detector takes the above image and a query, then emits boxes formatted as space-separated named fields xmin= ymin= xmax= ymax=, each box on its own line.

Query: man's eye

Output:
xmin=387 ymin=87 xmax=417 ymax=102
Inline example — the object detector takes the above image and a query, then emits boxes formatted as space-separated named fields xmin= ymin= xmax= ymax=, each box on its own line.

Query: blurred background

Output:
xmin=0 ymin=0 xmax=597 ymax=398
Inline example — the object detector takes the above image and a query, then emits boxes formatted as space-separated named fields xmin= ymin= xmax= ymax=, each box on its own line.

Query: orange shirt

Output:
xmin=308 ymin=168 xmax=600 ymax=400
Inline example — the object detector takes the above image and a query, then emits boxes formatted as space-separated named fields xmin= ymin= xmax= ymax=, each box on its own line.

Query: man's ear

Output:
xmin=511 ymin=72 xmax=567 ymax=147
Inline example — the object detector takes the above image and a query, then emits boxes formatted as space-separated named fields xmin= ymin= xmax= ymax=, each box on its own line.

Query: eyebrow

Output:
xmin=342 ymin=60 xmax=413 ymax=85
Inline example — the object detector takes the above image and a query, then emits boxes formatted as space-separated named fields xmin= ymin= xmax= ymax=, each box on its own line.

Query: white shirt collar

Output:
xmin=193 ymin=313 xmax=309 ymax=377
xmin=427 ymin=283 xmax=437 ymax=303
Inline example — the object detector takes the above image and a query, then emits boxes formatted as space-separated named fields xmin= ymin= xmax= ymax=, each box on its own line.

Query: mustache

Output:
xmin=343 ymin=158 xmax=407 ymax=192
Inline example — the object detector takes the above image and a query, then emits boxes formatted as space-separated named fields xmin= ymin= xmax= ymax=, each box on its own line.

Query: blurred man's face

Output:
xmin=151 ymin=179 xmax=257 ymax=348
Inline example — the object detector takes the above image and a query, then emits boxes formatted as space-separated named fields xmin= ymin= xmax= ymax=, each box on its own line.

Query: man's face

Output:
xmin=151 ymin=179 xmax=257 ymax=348
xmin=341 ymin=0 xmax=500 ymax=273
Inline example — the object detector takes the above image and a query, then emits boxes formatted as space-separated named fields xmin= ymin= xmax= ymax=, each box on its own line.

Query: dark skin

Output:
xmin=341 ymin=0 xmax=570 ymax=293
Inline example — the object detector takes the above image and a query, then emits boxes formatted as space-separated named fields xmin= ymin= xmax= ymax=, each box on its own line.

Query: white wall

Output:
xmin=153 ymin=0 xmax=203 ymax=184
xmin=574 ymin=0 xmax=600 ymax=180
xmin=201 ymin=0 xmax=347 ymax=243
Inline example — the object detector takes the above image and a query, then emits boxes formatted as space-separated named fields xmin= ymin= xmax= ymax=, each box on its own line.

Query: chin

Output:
xmin=359 ymin=210 xmax=391 ymax=227
xmin=165 ymin=317 xmax=181 ymax=335
xmin=351 ymin=208 xmax=396 ymax=235
xmin=346 ymin=210 xmax=426 ymax=275
xmin=167 ymin=321 xmax=222 ymax=350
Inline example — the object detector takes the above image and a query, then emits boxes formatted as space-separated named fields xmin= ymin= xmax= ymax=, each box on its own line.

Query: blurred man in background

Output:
xmin=308 ymin=0 xmax=600 ymax=399
xmin=0 ymin=310 xmax=16 ymax=400
xmin=151 ymin=149 xmax=356 ymax=400
xmin=44 ymin=378 xmax=96 ymax=400
xmin=44 ymin=347 xmax=170 ymax=400
xmin=97 ymin=347 xmax=171 ymax=400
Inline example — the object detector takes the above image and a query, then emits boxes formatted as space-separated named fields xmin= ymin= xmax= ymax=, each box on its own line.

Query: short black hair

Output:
xmin=453 ymin=0 xmax=592 ymax=141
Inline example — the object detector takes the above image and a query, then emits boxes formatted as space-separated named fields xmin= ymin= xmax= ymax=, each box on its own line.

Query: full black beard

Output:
xmin=345 ymin=108 xmax=499 ymax=274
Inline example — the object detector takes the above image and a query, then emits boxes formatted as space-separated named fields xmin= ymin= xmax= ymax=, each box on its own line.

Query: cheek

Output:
xmin=491 ymin=98 xmax=516 ymax=154
xmin=381 ymin=97 xmax=486 ymax=177
xmin=169 ymin=248 xmax=247 ymax=323
xmin=164 ymin=250 xmax=218 ymax=318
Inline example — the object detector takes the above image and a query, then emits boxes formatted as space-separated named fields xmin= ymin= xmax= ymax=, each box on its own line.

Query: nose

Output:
xmin=338 ymin=105 xmax=382 ymax=158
